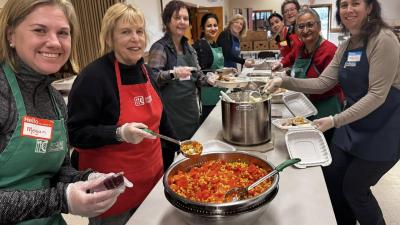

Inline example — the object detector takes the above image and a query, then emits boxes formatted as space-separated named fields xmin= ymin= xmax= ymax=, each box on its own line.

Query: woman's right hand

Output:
xmin=271 ymin=61 xmax=283 ymax=71
xmin=66 ymin=178 xmax=123 ymax=218
xmin=173 ymin=66 xmax=192 ymax=79
xmin=266 ymin=77 xmax=283 ymax=93
xmin=119 ymin=123 xmax=156 ymax=144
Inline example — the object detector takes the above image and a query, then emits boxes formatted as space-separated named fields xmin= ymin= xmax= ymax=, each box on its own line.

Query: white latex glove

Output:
xmin=87 ymin=172 xmax=133 ymax=193
xmin=244 ymin=59 xmax=254 ymax=68
xmin=272 ymin=61 xmax=283 ymax=71
xmin=312 ymin=116 xmax=335 ymax=132
xmin=206 ymin=72 xmax=218 ymax=86
xmin=266 ymin=77 xmax=283 ymax=93
xmin=120 ymin=123 xmax=156 ymax=144
xmin=173 ymin=66 xmax=192 ymax=79
xmin=66 ymin=178 xmax=122 ymax=218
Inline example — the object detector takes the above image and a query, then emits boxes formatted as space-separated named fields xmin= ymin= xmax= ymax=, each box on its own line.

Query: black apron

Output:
xmin=161 ymin=53 xmax=200 ymax=140
xmin=332 ymin=44 xmax=400 ymax=161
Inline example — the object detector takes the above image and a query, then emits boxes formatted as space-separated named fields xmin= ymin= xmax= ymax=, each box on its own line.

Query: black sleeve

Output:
xmin=217 ymin=30 xmax=245 ymax=65
xmin=67 ymin=61 xmax=120 ymax=149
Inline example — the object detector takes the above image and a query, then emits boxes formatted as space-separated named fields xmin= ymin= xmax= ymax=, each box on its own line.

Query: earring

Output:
xmin=9 ymin=43 xmax=14 ymax=48
xmin=367 ymin=16 xmax=371 ymax=23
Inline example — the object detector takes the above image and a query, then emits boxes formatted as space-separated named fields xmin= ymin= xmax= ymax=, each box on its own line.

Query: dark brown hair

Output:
xmin=335 ymin=0 xmax=390 ymax=40
xmin=200 ymin=13 xmax=219 ymax=38
xmin=162 ymin=0 xmax=188 ymax=33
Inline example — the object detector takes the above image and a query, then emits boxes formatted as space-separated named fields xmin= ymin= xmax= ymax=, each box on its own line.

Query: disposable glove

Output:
xmin=119 ymin=123 xmax=155 ymax=144
xmin=66 ymin=178 xmax=122 ymax=218
xmin=266 ymin=77 xmax=283 ymax=93
xmin=312 ymin=116 xmax=335 ymax=132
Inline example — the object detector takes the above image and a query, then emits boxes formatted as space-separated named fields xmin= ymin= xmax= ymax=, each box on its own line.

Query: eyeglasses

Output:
xmin=284 ymin=8 xmax=297 ymax=15
xmin=296 ymin=21 xmax=318 ymax=30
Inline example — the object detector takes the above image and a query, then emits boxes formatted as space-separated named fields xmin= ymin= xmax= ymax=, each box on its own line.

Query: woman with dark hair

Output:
xmin=216 ymin=14 xmax=253 ymax=69
xmin=148 ymin=0 xmax=214 ymax=160
xmin=192 ymin=13 xmax=224 ymax=121
xmin=271 ymin=0 xmax=302 ymax=70
xmin=267 ymin=0 xmax=400 ymax=224
xmin=268 ymin=12 xmax=301 ymax=58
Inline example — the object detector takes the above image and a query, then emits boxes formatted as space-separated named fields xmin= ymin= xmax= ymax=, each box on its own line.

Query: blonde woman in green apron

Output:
xmin=193 ymin=13 xmax=225 ymax=122
xmin=0 ymin=1 xmax=126 ymax=224
xmin=285 ymin=8 xmax=344 ymax=144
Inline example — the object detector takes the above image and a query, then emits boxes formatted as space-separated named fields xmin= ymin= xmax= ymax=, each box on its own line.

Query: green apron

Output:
xmin=201 ymin=44 xmax=225 ymax=106
xmin=162 ymin=53 xmax=200 ymax=140
xmin=0 ymin=64 xmax=68 ymax=225
xmin=291 ymin=38 xmax=342 ymax=119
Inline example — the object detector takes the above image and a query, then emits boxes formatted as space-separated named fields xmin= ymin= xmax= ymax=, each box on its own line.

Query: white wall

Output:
xmin=128 ymin=0 xmax=164 ymax=51
xmin=227 ymin=0 xmax=282 ymax=19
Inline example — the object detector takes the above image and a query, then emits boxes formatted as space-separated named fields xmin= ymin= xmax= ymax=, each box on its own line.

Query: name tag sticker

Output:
xmin=21 ymin=116 xmax=54 ymax=140
xmin=347 ymin=51 xmax=362 ymax=62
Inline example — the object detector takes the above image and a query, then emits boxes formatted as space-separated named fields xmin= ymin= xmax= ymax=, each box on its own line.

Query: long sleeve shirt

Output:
xmin=0 ymin=62 xmax=92 ymax=224
xmin=280 ymin=29 xmax=400 ymax=128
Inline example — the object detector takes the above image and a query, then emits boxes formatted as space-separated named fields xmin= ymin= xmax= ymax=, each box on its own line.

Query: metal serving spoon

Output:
xmin=224 ymin=158 xmax=301 ymax=202
xmin=141 ymin=128 xmax=203 ymax=158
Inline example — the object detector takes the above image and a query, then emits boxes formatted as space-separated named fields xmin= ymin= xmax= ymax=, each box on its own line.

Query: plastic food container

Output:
xmin=272 ymin=117 xmax=313 ymax=130
xmin=215 ymin=77 xmax=249 ymax=89
xmin=282 ymin=92 xmax=318 ymax=117
xmin=285 ymin=128 xmax=332 ymax=168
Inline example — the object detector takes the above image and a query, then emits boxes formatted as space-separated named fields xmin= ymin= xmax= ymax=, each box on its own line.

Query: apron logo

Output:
xmin=47 ymin=140 xmax=65 ymax=152
xmin=35 ymin=140 xmax=48 ymax=153
xmin=145 ymin=95 xmax=152 ymax=103
xmin=134 ymin=96 xmax=145 ymax=106
xmin=134 ymin=95 xmax=152 ymax=106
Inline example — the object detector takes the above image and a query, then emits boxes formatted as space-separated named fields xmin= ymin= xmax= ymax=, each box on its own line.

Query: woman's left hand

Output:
xmin=205 ymin=72 xmax=218 ymax=86
xmin=312 ymin=116 xmax=334 ymax=132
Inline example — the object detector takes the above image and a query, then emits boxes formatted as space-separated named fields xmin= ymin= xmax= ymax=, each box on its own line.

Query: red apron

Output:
xmin=78 ymin=60 xmax=164 ymax=218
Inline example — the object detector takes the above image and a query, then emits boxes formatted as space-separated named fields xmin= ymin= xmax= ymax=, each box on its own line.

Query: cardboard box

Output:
xmin=269 ymin=40 xmax=280 ymax=50
xmin=240 ymin=41 xmax=253 ymax=51
xmin=253 ymin=41 xmax=269 ymax=50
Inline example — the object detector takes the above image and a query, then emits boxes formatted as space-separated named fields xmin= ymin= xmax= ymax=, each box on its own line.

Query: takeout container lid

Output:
xmin=285 ymin=128 xmax=332 ymax=168
xmin=282 ymin=92 xmax=318 ymax=118
xmin=215 ymin=78 xmax=249 ymax=89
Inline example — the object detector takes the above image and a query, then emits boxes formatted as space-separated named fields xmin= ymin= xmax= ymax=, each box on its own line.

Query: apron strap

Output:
xmin=2 ymin=63 xmax=27 ymax=116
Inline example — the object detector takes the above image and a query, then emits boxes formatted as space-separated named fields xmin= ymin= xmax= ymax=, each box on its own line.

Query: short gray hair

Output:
xmin=296 ymin=7 xmax=321 ymax=29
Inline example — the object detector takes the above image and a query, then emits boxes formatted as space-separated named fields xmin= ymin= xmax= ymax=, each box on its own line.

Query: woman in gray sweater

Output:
xmin=0 ymin=1 xmax=126 ymax=224
xmin=267 ymin=0 xmax=400 ymax=224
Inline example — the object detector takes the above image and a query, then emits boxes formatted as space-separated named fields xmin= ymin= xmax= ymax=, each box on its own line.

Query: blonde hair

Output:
xmin=226 ymin=14 xmax=247 ymax=38
xmin=99 ymin=3 xmax=147 ymax=56
xmin=0 ymin=0 xmax=79 ymax=73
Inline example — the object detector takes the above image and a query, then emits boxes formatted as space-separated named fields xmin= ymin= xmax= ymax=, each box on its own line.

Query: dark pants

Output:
xmin=323 ymin=145 xmax=397 ymax=225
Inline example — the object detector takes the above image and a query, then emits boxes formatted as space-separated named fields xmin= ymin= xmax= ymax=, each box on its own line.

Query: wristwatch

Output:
xmin=115 ymin=127 xmax=124 ymax=142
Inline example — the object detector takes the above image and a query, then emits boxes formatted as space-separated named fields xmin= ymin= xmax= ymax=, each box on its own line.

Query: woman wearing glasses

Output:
xmin=272 ymin=0 xmax=302 ymax=70
xmin=267 ymin=0 xmax=400 ymax=224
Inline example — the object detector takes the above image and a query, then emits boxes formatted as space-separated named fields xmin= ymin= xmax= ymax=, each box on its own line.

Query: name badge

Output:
xmin=280 ymin=40 xmax=288 ymax=47
xmin=344 ymin=61 xmax=357 ymax=68
xmin=347 ymin=51 xmax=362 ymax=62
xmin=21 ymin=116 xmax=54 ymax=140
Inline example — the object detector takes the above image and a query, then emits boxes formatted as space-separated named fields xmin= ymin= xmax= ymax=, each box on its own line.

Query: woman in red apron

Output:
xmin=67 ymin=3 xmax=177 ymax=224
xmin=0 ymin=1 xmax=122 ymax=224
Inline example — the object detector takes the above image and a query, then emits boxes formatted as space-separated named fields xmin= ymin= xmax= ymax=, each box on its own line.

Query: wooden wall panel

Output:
xmin=71 ymin=0 xmax=123 ymax=70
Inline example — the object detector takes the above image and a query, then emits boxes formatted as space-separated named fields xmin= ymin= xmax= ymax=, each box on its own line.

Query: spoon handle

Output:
xmin=247 ymin=158 xmax=301 ymax=191
xmin=141 ymin=128 xmax=181 ymax=145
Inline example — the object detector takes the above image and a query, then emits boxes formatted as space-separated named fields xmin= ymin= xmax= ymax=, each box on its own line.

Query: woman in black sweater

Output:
xmin=217 ymin=14 xmax=253 ymax=69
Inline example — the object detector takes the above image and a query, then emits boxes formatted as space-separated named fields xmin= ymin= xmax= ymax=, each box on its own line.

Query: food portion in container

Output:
xmin=168 ymin=160 xmax=273 ymax=203
xmin=180 ymin=140 xmax=203 ymax=157
xmin=281 ymin=116 xmax=310 ymax=126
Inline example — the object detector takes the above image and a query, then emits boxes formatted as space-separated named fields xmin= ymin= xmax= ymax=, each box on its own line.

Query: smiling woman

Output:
xmin=67 ymin=3 xmax=179 ymax=224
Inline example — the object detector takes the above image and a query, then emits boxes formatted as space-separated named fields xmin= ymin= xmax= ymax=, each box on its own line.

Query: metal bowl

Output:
xmin=163 ymin=152 xmax=279 ymax=225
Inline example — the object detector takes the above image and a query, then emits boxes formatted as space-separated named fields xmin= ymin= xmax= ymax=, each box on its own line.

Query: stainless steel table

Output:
xmin=126 ymin=102 xmax=337 ymax=225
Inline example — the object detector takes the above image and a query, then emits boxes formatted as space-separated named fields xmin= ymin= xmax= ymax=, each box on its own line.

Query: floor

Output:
xmin=63 ymin=161 xmax=400 ymax=225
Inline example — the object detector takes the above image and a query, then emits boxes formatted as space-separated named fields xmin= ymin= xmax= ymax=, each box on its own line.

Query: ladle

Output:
xmin=224 ymin=158 xmax=301 ymax=202
xmin=142 ymin=128 xmax=203 ymax=158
